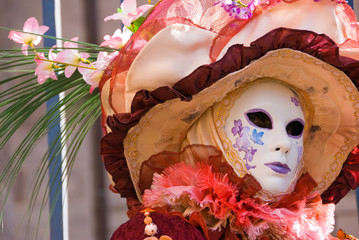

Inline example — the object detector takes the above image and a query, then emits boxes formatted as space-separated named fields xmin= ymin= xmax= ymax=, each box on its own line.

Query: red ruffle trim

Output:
xmin=322 ymin=146 xmax=359 ymax=204
xmin=138 ymin=144 xmax=243 ymax=195
xmin=100 ymin=28 xmax=359 ymax=207
xmin=130 ymin=146 xmax=320 ymax=240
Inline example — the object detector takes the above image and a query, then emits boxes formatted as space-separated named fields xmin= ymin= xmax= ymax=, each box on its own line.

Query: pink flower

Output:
xmin=78 ymin=51 xmax=119 ymax=93
xmin=100 ymin=27 xmax=132 ymax=49
xmin=8 ymin=17 xmax=49 ymax=55
xmin=104 ymin=0 xmax=153 ymax=26
xmin=55 ymin=37 xmax=90 ymax=78
xmin=34 ymin=49 xmax=58 ymax=84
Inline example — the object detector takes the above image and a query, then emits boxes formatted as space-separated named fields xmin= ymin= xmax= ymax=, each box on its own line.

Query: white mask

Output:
xmin=222 ymin=81 xmax=305 ymax=195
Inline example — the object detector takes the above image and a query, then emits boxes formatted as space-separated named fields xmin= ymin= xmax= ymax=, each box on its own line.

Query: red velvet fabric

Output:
xmin=110 ymin=211 xmax=206 ymax=240
xmin=101 ymin=28 xmax=359 ymax=208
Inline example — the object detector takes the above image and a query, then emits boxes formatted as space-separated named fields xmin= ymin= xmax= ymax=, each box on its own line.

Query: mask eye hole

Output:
xmin=286 ymin=120 xmax=304 ymax=137
xmin=246 ymin=111 xmax=272 ymax=129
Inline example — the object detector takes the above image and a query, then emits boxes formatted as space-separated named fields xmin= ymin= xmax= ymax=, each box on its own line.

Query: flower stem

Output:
xmin=38 ymin=58 xmax=97 ymax=70
xmin=81 ymin=58 xmax=96 ymax=70
xmin=30 ymin=43 xmax=41 ymax=60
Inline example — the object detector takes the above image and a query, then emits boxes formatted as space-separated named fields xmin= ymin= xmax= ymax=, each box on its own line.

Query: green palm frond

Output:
xmin=0 ymin=44 xmax=106 ymax=233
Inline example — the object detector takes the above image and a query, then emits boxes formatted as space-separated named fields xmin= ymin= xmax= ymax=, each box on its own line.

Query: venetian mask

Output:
xmin=221 ymin=81 xmax=305 ymax=195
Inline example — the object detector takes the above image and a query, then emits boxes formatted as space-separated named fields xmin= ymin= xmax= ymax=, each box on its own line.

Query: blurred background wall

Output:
xmin=0 ymin=1 xmax=359 ymax=240
xmin=0 ymin=1 xmax=130 ymax=239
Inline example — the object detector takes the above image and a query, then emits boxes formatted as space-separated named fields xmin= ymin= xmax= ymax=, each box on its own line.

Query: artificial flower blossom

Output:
xmin=8 ymin=17 xmax=49 ymax=56
xmin=78 ymin=51 xmax=119 ymax=93
xmin=34 ymin=49 xmax=58 ymax=84
xmin=104 ymin=0 xmax=153 ymax=26
xmin=100 ymin=27 xmax=132 ymax=49
xmin=216 ymin=0 xmax=259 ymax=19
xmin=143 ymin=162 xmax=336 ymax=240
xmin=55 ymin=37 xmax=90 ymax=78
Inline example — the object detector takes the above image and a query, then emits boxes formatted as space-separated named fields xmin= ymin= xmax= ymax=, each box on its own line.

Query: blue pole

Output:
xmin=42 ymin=1 xmax=64 ymax=240
xmin=347 ymin=0 xmax=353 ymax=8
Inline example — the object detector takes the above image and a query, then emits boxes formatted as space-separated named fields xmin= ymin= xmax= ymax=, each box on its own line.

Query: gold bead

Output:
xmin=159 ymin=236 xmax=173 ymax=240
xmin=144 ymin=216 xmax=153 ymax=224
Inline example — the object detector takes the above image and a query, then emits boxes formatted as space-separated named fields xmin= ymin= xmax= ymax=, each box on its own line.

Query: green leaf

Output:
xmin=0 ymin=47 xmax=103 ymax=237
xmin=128 ymin=16 xmax=146 ymax=33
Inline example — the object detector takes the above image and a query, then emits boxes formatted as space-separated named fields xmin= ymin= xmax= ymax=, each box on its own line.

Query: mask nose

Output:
xmin=272 ymin=128 xmax=291 ymax=154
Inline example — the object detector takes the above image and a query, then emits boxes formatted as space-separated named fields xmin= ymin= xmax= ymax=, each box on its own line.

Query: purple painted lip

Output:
xmin=264 ymin=162 xmax=291 ymax=174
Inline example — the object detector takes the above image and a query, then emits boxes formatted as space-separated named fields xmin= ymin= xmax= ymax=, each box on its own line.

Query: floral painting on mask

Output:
xmin=231 ymin=119 xmax=257 ymax=170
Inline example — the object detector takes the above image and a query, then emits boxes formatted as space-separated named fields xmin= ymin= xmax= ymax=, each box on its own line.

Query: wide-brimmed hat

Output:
xmin=100 ymin=0 xmax=359 ymax=203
